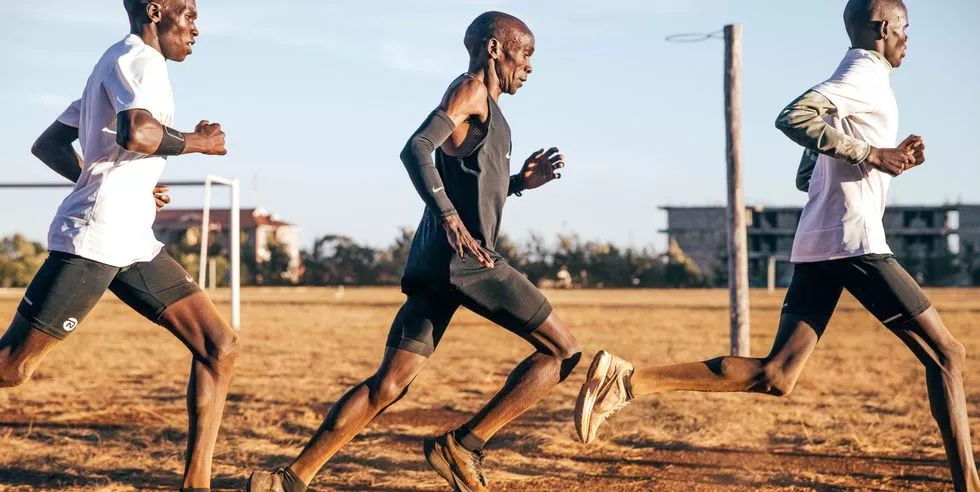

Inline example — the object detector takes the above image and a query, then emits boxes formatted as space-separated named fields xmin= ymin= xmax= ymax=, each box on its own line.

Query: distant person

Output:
xmin=248 ymin=11 xmax=580 ymax=492
xmin=556 ymin=265 xmax=573 ymax=289
xmin=575 ymin=1 xmax=980 ymax=490
xmin=0 ymin=1 xmax=238 ymax=490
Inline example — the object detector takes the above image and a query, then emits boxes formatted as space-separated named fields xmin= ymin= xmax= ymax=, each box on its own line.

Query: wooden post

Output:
xmin=724 ymin=24 xmax=750 ymax=356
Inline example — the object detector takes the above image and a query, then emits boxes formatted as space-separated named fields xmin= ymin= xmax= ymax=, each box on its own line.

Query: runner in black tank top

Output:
xmin=403 ymin=80 xmax=513 ymax=288
xmin=247 ymin=12 xmax=583 ymax=492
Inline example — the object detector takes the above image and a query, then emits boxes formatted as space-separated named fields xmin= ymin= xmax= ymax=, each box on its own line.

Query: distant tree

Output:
xmin=0 ymin=234 xmax=47 ymax=287
xmin=303 ymin=234 xmax=382 ymax=285
xmin=258 ymin=239 xmax=295 ymax=285
xmin=518 ymin=232 xmax=554 ymax=285
xmin=664 ymin=238 xmax=706 ymax=287
xmin=375 ymin=228 xmax=414 ymax=284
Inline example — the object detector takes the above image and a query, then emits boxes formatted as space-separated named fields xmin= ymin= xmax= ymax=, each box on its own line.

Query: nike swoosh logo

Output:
xmin=505 ymin=153 xmax=511 ymax=159
xmin=165 ymin=127 xmax=185 ymax=141
xmin=431 ymin=186 xmax=444 ymax=193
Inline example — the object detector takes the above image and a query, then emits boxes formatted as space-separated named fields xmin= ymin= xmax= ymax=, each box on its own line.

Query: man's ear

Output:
xmin=146 ymin=1 xmax=164 ymax=23
xmin=876 ymin=19 xmax=889 ymax=40
xmin=486 ymin=38 xmax=501 ymax=60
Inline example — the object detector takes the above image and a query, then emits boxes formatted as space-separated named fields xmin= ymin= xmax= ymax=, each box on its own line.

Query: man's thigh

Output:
xmin=451 ymin=258 xmax=553 ymax=338
xmin=16 ymin=251 xmax=119 ymax=340
xmin=109 ymin=250 xmax=202 ymax=325
xmin=779 ymin=261 xmax=843 ymax=335
xmin=835 ymin=254 xmax=931 ymax=327
xmin=385 ymin=291 xmax=459 ymax=358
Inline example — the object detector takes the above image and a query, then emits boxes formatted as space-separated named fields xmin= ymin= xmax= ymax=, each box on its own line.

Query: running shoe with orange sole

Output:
xmin=423 ymin=431 xmax=489 ymax=492
xmin=575 ymin=350 xmax=634 ymax=444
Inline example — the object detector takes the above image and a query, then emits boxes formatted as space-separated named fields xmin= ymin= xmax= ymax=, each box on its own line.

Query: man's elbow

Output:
xmin=30 ymin=137 xmax=46 ymax=160
xmin=400 ymin=135 xmax=430 ymax=165
xmin=399 ymin=140 xmax=414 ymax=164
xmin=115 ymin=111 xmax=159 ymax=154
xmin=115 ymin=125 xmax=154 ymax=154
xmin=774 ymin=110 xmax=792 ymax=134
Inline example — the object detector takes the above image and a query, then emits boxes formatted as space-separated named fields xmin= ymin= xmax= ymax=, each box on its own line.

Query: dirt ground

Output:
xmin=0 ymin=286 xmax=978 ymax=491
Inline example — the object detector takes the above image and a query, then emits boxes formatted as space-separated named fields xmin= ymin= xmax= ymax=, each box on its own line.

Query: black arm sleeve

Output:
xmin=400 ymin=110 xmax=458 ymax=218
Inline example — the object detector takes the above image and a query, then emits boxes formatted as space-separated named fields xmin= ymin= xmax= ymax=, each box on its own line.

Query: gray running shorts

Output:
xmin=391 ymin=257 xmax=552 ymax=357
xmin=16 ymin=250 xmax=202 ymax=340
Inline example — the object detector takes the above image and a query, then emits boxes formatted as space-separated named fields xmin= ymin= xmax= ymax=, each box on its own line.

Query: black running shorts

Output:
xmin=391 ymin=257 xmax=553 ymax=357
xmin=16 ymin=250 xmax=202 ymax=340
xmin=781 ymin=253 xmax=931 ymax=330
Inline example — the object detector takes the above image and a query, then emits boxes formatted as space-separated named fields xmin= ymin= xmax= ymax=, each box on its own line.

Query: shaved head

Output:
xmin=464 ymin=11 xmax=533 ymax=57
xmin=844 ymin=0 xmax=906 ymax=42
xmin=842 ymin=0 xmax=909 ymax=67
xmin=123 ymin=0 xmax=199 ymax=62
xmin=461 ymin=11 xmax=536 ymax=95
xmin=123 ymin=0 xmax=183 ymax=22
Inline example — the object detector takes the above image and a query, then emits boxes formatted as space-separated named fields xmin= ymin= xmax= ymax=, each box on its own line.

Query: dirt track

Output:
xmin=1 ymin=287 xmax=978 ymax=491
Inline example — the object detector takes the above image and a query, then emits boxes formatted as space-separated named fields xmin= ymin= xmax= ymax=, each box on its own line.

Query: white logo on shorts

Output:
xmin=63 ymin=317 xmax=78 ymax=332
xmin=185 ymin=275 xmax=194 ymax=283
xmin=23 ymin=296 xmax=33 ymax=306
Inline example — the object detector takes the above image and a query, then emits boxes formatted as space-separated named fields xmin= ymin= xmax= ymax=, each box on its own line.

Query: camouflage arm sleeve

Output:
xmin=774 ymin=90 xmax=871 ymax=164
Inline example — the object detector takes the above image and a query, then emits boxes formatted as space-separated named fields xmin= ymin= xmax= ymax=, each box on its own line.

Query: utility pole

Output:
xmin=724 ymin=24 xmax=750 ymax=356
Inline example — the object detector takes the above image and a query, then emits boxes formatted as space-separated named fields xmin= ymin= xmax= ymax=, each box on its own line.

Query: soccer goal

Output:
xmin=0 ymin=175 xmax=241 ymax=330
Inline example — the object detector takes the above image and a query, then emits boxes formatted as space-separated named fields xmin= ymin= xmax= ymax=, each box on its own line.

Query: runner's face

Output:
xmin=497 ymin=32 xmax=534 ymax=95
xmin=880 ymin=7 xmax=909 ymax=68
xmin=157 ymin=0 xmax=199 ymax=62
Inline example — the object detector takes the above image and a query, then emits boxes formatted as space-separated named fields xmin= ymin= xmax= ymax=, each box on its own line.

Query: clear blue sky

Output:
xmin=1 ymin=0 xmax=977 ymax=251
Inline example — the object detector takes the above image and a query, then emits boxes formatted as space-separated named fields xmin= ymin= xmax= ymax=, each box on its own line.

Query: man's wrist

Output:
xmin=508 ymin=174 xmax=526 ymax=197
xmin=852 ymin=142 xmax=872 ymax=165
xmin=440 ymin=211 xmax=459 ymax=223
xmin=181 ymin=132 xmax=205 ymax=154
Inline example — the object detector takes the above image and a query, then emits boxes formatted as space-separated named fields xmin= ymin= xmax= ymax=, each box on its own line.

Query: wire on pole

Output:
xmin=664 ymin=29 xmax=724 ymax=43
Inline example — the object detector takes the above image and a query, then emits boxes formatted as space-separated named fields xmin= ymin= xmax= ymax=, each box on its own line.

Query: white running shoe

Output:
xmin=575 ymin=350 xmax=634 ymax=444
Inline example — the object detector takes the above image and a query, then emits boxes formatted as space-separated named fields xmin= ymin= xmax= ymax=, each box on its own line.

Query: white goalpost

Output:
xmin=0 ymin=176 xmax=241 ymax=330
xmin=197 ymin=175 xmax=241 ymax=330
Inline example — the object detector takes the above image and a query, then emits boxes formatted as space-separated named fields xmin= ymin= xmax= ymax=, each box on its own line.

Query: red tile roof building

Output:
xmin=153 ymin=208 xmax=301 ymax=283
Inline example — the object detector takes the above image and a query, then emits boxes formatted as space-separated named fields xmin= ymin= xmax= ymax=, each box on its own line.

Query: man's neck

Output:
xmin=850 ymin=45 xmax=893 ymax=69
xmin=466 ymin=62 xmax=503 ymax=101
xmin=130 ymin=23 xmax=164 ymax=56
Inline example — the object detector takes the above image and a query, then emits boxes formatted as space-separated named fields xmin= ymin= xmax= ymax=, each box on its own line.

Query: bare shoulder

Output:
xmin=439 ymin=76 xmax=488 ymax=122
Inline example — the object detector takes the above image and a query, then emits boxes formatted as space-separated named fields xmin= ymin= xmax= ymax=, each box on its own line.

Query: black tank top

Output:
xmin=403 ymin=79 xmax=512 ymax=288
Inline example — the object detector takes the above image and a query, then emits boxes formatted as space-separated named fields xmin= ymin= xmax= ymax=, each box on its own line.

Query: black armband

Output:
xmin=155 ymin=126 xmax=187 ymax=156
xmin=508 ymin=174 xmax=525 ymax=197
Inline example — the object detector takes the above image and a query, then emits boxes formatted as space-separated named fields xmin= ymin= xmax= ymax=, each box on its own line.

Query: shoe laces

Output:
xmin=471 ymin=449 xmax=488 ymax=486
xmin=607 ymin=398 xmax=631 ymax=416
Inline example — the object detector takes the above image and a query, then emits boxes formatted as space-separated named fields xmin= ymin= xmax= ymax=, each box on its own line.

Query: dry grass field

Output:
xmin=1 ymin=286 xmax=979 ymax=491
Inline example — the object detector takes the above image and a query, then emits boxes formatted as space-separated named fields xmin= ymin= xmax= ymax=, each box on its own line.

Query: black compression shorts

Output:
xmin=16 ymin=250 xmax=202 ymax=340
xmin=390 ymin=257 xmax=553 ymax=357
xmin=781 ymin=253 xmax=931 ymax=330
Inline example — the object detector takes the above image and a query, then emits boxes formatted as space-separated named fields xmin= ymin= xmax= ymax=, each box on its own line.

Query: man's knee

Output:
xmin=934 ymin=339 xmax=967 ymax=374
xmin=367 ymin=374 xmax=411 ymax=408
xmin=758 ymin=360 xmax=798 ymax=397
xmin=204 ymin=332 xmax=240 ymax=371
xmin=552 ymin=338 xmax=583 ymax=382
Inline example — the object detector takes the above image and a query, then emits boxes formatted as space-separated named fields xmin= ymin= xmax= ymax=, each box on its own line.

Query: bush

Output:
xmin=0 ymin=234 xmax=47 ymax=287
